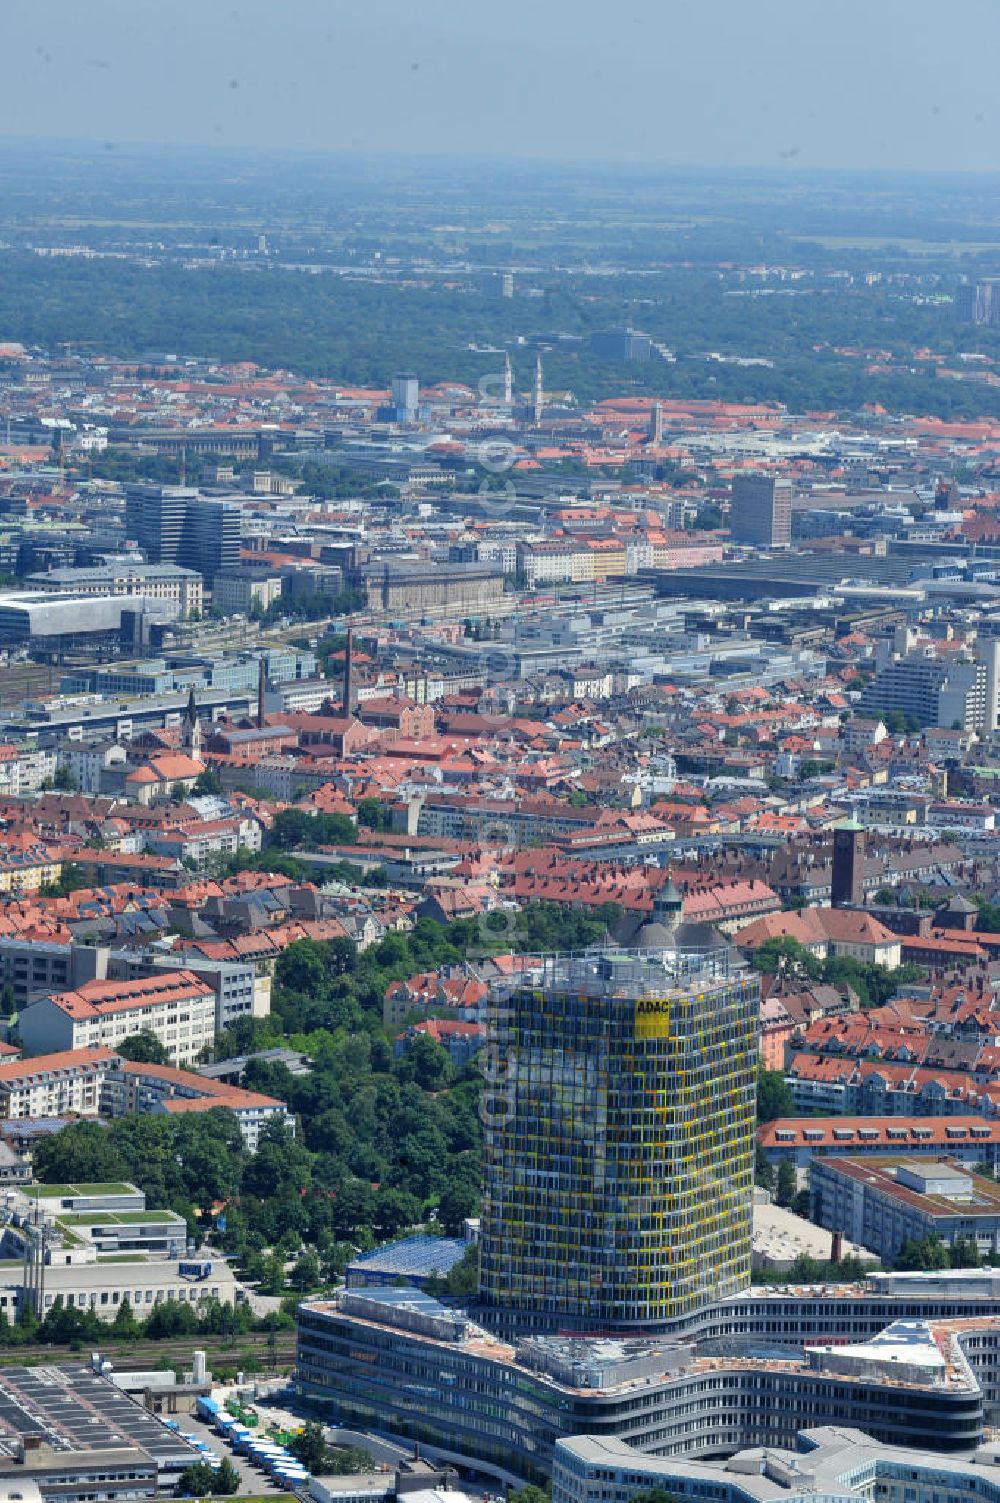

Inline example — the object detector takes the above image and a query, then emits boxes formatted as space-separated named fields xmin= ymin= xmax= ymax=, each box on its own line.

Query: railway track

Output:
xmin=0 ymin=1333 xmax=298 ymax=1373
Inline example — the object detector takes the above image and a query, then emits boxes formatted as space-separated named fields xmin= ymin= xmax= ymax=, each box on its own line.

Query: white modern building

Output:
xmin=553 ymin=1425 xmax=1000 ymax=1503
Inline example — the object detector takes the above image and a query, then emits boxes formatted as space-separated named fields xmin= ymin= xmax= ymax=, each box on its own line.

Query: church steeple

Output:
xmin=183 ymin=686 xmax=202 ymax=757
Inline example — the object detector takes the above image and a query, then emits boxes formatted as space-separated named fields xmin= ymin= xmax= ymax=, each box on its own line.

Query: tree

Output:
xmin=112 ymin=1295 xmax=140 ymax=1340
xmin=178 ymin=1460 xmax=218 ymax=1496
xmin=754 ymin=1145 xmax=775 ymax=1192
xmin=32 ymin=1120 xmax=128 ymax=1184
xmin=596 ymin=901 xmax=624 ymax=933
xmin=787 ymin=1253 xmax=823 ymax=1283
xmin=437 ymin=1181 xmax=478 ymax=1237
xmin=974 ymin=895 xmax=1000 ymax=934
xmin=949 ymin=1233 xmax=981 ymax=1269
xmin=41 ymin=1295 xmax=102 ymax=1344
xmin=836 ymin=1255 xmax=872 ymax=1281
xmin=176 ymin=1456 xmax=238 ymax=1496
xmin=275 ymin=938 xmax=331 ymax=997
xmin=241 ymin=1119 xmax=313 ymax=1200
xmin=214 ymin=1459 xmax=240 ymax=1495
xmin=397 ymin=1033 xmax=452 ymax=1091
xmin=757 ymin=1066 xmax=794 ymax=1124
xmin=894 ymin=1234 xmax=950 ymax=1271
xmin=324 ymin=1446 xmax=376 ymax=1476
xmin=372 ymin=1187 xmax=421 ymax=1238
xmin=799 ymin=760 xmax=834 ymax=781
xmin=194 ymin=768 xmax=223 ymax=796
xmin=52 ymin=765 xmax=78 ymax=792
xmin=270 ymin=808 xmax=357 ymax=850
xmin=118 ymin=1031 xmax=170 ymax=1065
xmin=750 ymin=935 xmax=823 ymax=981
xmin=694 ymin=502 xmax=722 ymax=530
xmin=39 ymin=863 xmax=88 ymax=898
xmin=294 ymin=1248 xmax=321 ymax=1291
xmin=356 ymin=798 xmax=389 ymax=831
xmin=775 ymin=1159 xmax=797 ymax=1208
xmin=145 ymin=1299 xmax=199 ymax=1338
xmin=290 ymin=1422 xmax=328 ymax=1475
xmin=426 ymin=1242 xmax=480 ymax=1299
xmin=258 ymin=1251 xmax=286 ymax=1296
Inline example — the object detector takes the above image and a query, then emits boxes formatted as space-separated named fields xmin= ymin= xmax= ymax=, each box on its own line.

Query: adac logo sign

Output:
xmin=634 ymin=996 xmax=672 ymax=1040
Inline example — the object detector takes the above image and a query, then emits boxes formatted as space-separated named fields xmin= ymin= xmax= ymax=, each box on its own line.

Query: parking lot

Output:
xmin=176 ymin=1411 xmax=286 ymax=1497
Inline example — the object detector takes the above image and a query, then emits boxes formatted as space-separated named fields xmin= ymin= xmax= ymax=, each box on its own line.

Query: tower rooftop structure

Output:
xmin=634 ymin=875 xmax=727 ymax=952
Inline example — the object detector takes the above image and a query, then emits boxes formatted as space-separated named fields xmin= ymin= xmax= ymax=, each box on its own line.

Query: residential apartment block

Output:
xmin=0 ymin=1046 xmax=289 ymax=1148
xmin=117 ymin=1059 xmax=291 ymax=1150
xmin=18 ymin=971 xmax=216 ymax=1067
xmin=0 ymin=1047 xmax=121 ymax=1119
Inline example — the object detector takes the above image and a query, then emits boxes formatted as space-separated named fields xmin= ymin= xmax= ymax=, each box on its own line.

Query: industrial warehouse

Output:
xmin=0 ymin=1361 xmax=201 ymax=1500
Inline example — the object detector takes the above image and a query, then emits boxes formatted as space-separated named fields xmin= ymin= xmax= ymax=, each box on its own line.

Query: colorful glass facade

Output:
xmin=479 ymin=951 xmax=759 ymax=1329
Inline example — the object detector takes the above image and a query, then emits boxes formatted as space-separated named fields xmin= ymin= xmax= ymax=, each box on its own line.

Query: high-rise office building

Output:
xmin=124 ymin=486 xmax=240 ymax=587
xmin=589 ymin=328 xmax=653 ymax=362
xmin=390 ymin=372 xmax=419 ymax=423
xmin=977 ymin=635 xmax=1000 ymax=732
xmin=179 ymin=497 xmax=240 ymax=586
xmin=729 ymin=474 xmax=793 ymax=547
xmin=955 ymin=283 xmax=978 ymax=322
xmin=478 ymin=944 xmax=759 ymax=1333
xmin=123 ymin=486 xmax=187 ymax=565
xmin=859 ymin=653 xmax=988 ymax=733
xmin=955 ymin=278 xmax=1000 ymax=326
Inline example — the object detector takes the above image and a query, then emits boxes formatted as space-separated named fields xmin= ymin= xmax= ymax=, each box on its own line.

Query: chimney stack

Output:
xmin=257 ymin=656 xmax=267 ymax=730
xmin=343 ymin=627 xmax=355 ymax=715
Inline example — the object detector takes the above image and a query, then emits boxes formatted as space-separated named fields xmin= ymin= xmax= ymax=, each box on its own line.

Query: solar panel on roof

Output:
xmin=348 ymin=1234 xmax=467 ymax=1276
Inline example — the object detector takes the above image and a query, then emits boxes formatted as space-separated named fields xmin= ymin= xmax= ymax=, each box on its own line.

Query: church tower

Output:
xmin=533 ymin=355 xmax=544 ymax=427
xmin=183 ymin=686 xmax=202 ymax=759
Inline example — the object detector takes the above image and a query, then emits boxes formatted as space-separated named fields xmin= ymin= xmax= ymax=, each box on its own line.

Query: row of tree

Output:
xmin=3 ymin=252 xmax=1000 ymax=419
xmin=0 ymin=1291 xmax=276 ymax=1348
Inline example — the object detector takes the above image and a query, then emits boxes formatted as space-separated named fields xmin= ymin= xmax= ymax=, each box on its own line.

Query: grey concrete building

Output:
xmin=729 ymin=475 xmax=793 ymax=548
xmin=812 ymin=1155 xmax=1000 ymax=1261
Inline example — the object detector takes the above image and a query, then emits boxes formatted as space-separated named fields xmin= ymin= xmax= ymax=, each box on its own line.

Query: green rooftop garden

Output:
xmin=28 ymin=1181 xmax=137 ymax=1199
xmin=59 ymin=1210 xmax=182 ymax=1227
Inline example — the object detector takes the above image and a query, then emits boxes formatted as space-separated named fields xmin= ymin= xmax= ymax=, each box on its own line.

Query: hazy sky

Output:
xmin=3 ymin=0 xmax=1000 ymax=172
